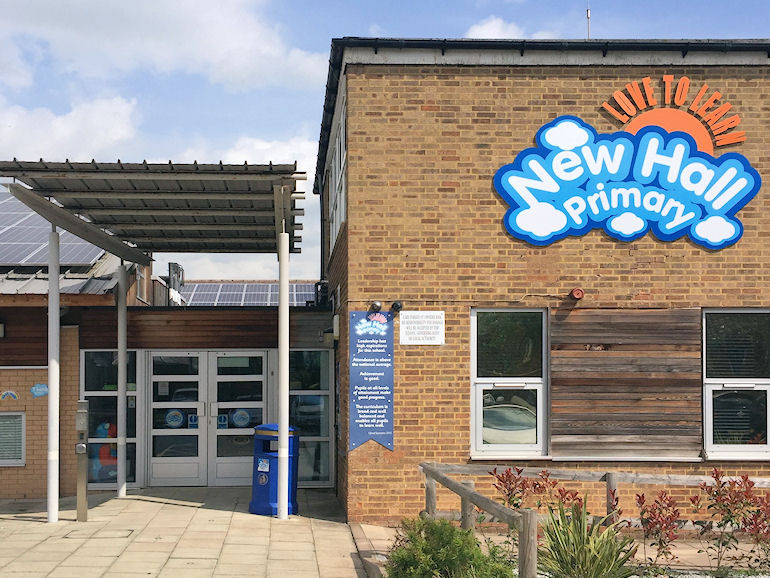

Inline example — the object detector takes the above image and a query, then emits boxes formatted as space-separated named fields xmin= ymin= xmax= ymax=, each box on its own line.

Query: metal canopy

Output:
xmin=0 ymin=160 xmax=305 ymax=262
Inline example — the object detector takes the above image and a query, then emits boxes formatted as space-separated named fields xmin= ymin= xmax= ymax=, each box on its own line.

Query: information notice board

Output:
xmin=349 ymin=311 xmax=394 ymax=451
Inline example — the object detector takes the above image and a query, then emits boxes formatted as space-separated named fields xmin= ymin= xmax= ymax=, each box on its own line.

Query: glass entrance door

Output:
xmin=208 ymin=352 xmax=266 ymax=485
xmin=149 ymin=352 xmax=206 ymax=486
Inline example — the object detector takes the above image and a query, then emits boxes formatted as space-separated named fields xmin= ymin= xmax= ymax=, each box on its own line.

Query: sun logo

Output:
xmin=601 ymin=75 xmax=744 ymax=155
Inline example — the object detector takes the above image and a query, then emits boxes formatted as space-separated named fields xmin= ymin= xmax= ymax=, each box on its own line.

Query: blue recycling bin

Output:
xmin=249 ymin=423 xmax=299 ymax=516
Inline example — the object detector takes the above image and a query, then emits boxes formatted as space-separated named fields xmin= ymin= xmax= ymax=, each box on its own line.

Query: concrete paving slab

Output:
xmin=0 ymin=488 xmax=363 ymax=577
xmin=48 ymin=565 xmax=113 ymax=578
xmin=214 ymin=562 xmax=267 ymax=576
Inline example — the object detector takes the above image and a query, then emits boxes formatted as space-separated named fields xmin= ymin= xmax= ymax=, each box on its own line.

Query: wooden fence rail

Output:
xmin=419 ymin=461 xmax=770 ymax=578
xmin=420 ymin=462 xmax=538 ymax=578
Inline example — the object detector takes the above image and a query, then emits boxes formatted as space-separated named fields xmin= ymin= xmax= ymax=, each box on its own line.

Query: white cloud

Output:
xmin=0 ymin=0 xmax=327 ymax=91
xmin=693 ymin=215 xmax=738 ymax=246
xmin=515 ymin=202 xmax=568 ymax=238
xmin=465 ymin=16 xmax=525 ymax=39
xmin=608 ymin=212 xmax=646 ymax=236
xmin=464 ymin=15 xmax=557 ymax=40
xmin=154 ymin=134 xmax=321 ymax=280
xmin=543 ymin=119 xmax=591 ymax=150
xmin=0 ymin=96 xmax=138 ymax=160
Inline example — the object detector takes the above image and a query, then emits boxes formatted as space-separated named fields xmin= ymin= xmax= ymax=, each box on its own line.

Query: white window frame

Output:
xmin=80 ymin=349 xmax=146 ymax=488
xmin=327 ymin=97 xmax=347 ymax=254
xmin=0 ymin=412 xmax=25 ymax=466
xmin=703 ymin=310 xmax=770 ymax=460
xmin=136 ymin=265 xmax=148 ymax=303
xmin=470 ymin=309 xmax=547 ymax=459
xmin=288 ymin=348 xmax=335 ymax=488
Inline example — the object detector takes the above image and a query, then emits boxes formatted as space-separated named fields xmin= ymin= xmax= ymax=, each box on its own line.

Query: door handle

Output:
xmin=200 ymin=403 xmax=206 ymax=417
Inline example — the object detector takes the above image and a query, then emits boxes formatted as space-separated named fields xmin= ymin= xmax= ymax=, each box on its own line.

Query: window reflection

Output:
xmin=713 ymin=390 xmax=767 ymax=445
xmin=482 ymin=389 xmax=537 ymax=445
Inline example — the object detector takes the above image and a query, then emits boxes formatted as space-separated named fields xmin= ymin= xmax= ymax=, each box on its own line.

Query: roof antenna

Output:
xmin=586 ymin=0 xmax=591 ymax=40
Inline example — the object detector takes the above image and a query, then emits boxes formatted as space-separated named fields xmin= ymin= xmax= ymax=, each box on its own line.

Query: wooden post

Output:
xmin=518 ymin=508 xmax=538 ymax=578
xmin=460 ymin=480 xmax=475 ymax=529
xmin=425 ymin=473 xmax=437 ymax=518
xmin=606 ymin=472 xmax=619 ymax=525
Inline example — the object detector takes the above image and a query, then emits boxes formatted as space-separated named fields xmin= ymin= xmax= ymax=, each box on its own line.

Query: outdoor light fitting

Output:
xmin=369 ymin=301 xmax=382 ymax=313
xmin=389 ymin=301 xmax=403 ymax=316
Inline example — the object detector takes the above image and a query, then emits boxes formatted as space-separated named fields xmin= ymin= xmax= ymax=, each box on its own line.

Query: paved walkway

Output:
xmin=0 ymin=488 xmax=366 ymax=577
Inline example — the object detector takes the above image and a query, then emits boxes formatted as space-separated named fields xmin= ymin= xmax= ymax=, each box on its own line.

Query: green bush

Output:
xmin=385 ymin=517 xmax=512 ymax=578
xmin=539 ymin=501 xmax=638 ymax=578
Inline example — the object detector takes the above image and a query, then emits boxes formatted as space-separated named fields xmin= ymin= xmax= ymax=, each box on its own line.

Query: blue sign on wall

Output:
xmin=349 ymin=311 xmax=394 ymax=451
xmin=494 ymin=115 xmax=761 ymax=250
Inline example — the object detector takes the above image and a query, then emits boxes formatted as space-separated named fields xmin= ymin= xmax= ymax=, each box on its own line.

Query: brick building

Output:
xmin=314 ymin=38 xmax=770 ymax=522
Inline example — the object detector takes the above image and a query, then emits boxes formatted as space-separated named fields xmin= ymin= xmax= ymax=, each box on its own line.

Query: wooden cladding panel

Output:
xmin=0 ymin=307 xmax=48 ymax=365
xmin=77 ymin=307 xmax=332 ymax=350
xmin=550 ymin=308 xmax=702 ymax=458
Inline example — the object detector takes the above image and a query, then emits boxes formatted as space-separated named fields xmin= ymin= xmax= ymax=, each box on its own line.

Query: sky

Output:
xmin=0 ymin=0 xmax=767 ymax=281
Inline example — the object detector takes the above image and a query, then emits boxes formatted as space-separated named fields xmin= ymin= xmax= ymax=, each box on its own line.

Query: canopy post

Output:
xmin=116 ymin=264 xmax=128 ymax=497
xmin=277 ymin=224 xmax=290 ymax=519
xmin=47 ymin=226 xmax=60 ymax=523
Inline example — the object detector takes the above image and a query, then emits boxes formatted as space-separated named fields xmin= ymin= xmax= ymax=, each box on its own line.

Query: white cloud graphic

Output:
xmin=543 ymin=120 xmax=591 ymax=150
xmin=515 ymin=202 xmax=568 ymax=238
xmin=608 ymin=212 xmax=646 ymax=236
xmin=693 ymin=215 xmax=738 ymax=245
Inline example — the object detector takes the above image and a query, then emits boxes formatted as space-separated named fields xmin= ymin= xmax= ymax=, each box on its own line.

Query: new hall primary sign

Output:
xmin=494 ymin=75 xmax=761 ymax=250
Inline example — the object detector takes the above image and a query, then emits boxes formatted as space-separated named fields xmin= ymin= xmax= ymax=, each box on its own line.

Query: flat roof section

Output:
xmin=0 ymin=159 xmax=306 ymax=263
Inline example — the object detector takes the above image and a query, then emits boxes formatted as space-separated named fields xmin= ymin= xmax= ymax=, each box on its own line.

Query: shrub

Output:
xmin=539 ymin=500 xmax=638 ymax=578
xmin=385 ymin=517 xmax=512 ymax=578
xmin=636 ymin=490 xmax=680 ymax=571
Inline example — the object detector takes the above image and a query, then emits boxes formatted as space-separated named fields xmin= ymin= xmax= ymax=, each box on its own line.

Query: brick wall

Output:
xmin=0 ymin=326 xmax=79 ymax=498
xmin=330 ymin=64 xmax=770 ymax=522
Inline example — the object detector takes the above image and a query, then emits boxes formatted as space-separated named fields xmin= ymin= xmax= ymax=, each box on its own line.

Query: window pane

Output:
xmin=482 ymin=389 xmax=538 ymax=445
xmin=290 ymin=351 xmax=330 ymax=390
xmin=0 ymin=414 xmax=23 ymax=461
xmin=217 ymin=408 xmax=263 ymax=429
xmin=88 ymin=396 xmax=136 ymax=438
xmin=477 ymin=312 xmax=542 ymax=378
xmin=217 ymin=356 xmax=262 ymax=376
xmin=153 ymin=435 xmax=198 ymax=457
xmin=299 ymin=440 xmax=330 ymax=483
xmin=217 ymin=435 xmax=253 ymax=457
xmin=706 ymin=313 xmax=770 ymax=378
xmin=88 ymin=442 xmax=135 ymax=483
xmin=713 ymin=390 xmax=767 ymax=445
xmin=153 ymin=356 xmax=199 ymax=376
xmin=290 ymin=395 xmax=328 ymax=437
xmin=217 ymin=381 xmax=262 ymax=402
xmin=84 ymin=351 xmax=137 ymax=391
xmin=152 ymin=408 xmax=199 ymax=430
xmin=153 ymin=381 xmax=198 ymax=402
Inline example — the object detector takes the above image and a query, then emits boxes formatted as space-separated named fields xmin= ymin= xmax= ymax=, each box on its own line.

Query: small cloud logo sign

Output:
xmin=493 ymin=115 xmax=761 ymax=250
xmin=693 ymin=215 xmax=739 ymax=247
xmin=542 ymin=119 xmax=591 ymax=150
xmin=513 ymin=201 xmax=568 ymax=239
xmin=608 ymin=212 xmax=646 ymax=238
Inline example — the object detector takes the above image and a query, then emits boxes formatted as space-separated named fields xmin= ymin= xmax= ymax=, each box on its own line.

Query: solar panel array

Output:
xmin=0 ymin=188 xmax=105 ymax=266
xmin=180 ymin=282 xmax=317 ymax=306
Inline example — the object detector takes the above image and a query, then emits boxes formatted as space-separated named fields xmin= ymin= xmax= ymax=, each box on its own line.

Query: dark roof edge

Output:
xmin=313 ymin=37 xmax=770 ymax=196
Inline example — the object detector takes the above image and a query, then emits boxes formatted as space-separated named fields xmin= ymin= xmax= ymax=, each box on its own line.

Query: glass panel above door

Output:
xmin=153 ymin=356 xmax=199 ymax=376
xmin=217 ymin=356 xmax=263 ymax=376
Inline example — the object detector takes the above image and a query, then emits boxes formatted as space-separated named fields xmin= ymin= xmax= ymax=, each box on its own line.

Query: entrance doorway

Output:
xmin=148 ymin=351 xmax=266 ymax=486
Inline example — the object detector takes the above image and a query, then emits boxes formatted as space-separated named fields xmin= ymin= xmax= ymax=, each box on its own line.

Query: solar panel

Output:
xmin=0 ymin=188 xmax=105 ymax=266
xmin=182 ymin=281 xmax=318 ymax=306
